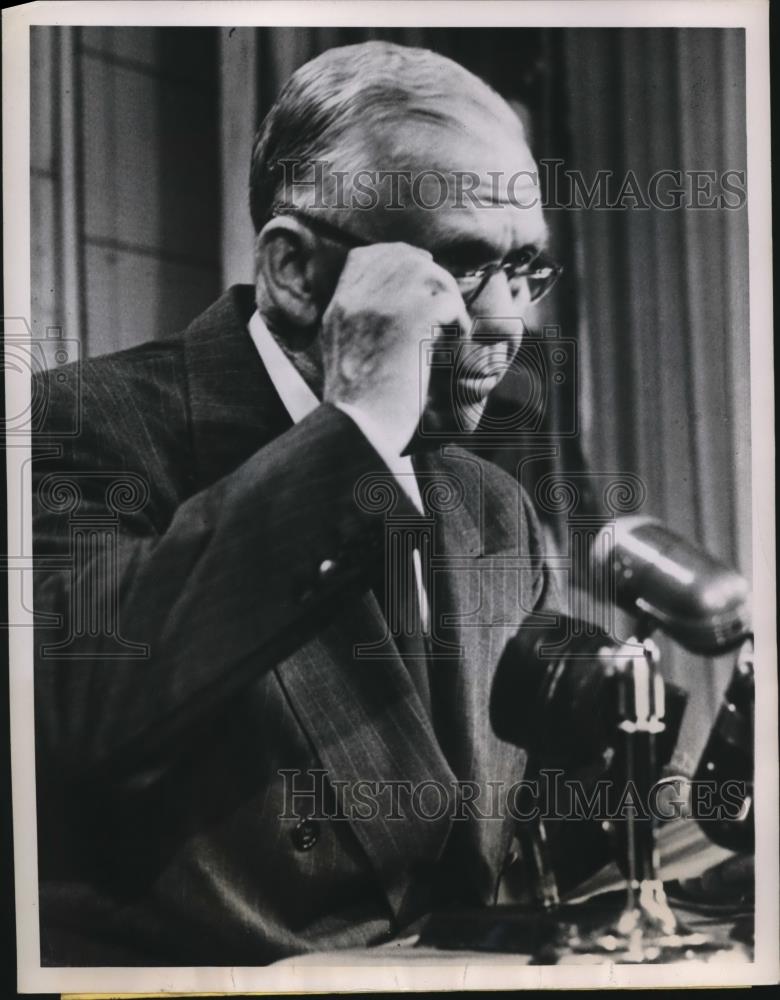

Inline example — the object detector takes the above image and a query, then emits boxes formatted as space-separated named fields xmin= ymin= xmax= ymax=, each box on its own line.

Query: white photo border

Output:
xmin=3 ymin=0 xmax=776 ymax=992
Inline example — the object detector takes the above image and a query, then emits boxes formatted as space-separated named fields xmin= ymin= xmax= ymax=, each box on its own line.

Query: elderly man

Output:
xmin=33 ymin=41 xmax=563 ymax=965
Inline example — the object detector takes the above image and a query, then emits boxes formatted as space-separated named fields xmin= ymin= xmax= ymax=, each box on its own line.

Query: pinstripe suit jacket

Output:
xmin=32 ymin=285 xmax=554 ymax=965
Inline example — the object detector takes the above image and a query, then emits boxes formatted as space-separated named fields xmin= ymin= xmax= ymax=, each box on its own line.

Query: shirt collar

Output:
xmin=248 ymin=310 xmax=319 ymax=424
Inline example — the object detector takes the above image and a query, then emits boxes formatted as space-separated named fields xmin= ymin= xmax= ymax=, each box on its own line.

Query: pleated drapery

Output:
xmin=563 ymin=29 xmax=749 ymax=763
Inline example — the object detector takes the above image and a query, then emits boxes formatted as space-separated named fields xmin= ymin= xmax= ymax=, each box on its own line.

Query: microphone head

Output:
xmin=591 ymin=516 xmax=751 ymax=655
xmin=489 ymin=616 xmax=617 ymax=760
xmin=489 ymin=615 xmax=689 ymax=763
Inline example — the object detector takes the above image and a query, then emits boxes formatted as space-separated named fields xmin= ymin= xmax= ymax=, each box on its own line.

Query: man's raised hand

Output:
xmin=321 ymin=242 xmax=470 ymax=456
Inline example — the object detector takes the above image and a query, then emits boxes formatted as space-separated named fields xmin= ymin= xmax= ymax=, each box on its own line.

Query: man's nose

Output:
xmin=467 ymin=271 xmax=530 ymax=347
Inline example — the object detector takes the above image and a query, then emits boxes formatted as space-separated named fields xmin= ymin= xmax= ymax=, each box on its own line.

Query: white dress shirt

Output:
xmin=248 ymin=310 xmax=430 ymax=632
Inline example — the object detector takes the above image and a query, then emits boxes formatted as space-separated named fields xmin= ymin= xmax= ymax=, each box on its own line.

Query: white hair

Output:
xmin=249 ymin=41 xmax=526 ymax=229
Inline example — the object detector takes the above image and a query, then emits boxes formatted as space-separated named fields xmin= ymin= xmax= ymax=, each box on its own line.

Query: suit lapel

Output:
xmin=416 ymin=448 xmax=527 ymax=903
xmin=182 ymin=286 xmax=293 ymax=488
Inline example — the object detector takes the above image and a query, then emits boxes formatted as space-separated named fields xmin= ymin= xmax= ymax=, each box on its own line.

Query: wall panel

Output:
xmin=30 ymin=27 xmax=221 ymax=359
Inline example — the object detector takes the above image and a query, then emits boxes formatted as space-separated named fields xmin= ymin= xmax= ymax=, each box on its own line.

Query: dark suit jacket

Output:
xmin=32 ymin=285 xmax=555 ymax=965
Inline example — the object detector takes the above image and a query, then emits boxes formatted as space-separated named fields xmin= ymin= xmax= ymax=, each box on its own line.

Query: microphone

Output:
xmin=590 ymin=516 xmax=751 ymax=655
xmin=489 ymin=617 xmax=615 ymax=760
xmin=490 ymin=517 xmax=746 ymax=753
xmin=693 ymin=638 xmax=754 ymax=851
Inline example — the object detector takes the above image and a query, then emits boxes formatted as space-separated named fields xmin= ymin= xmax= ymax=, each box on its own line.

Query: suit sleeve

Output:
xmin=32 ymin=368 xmax=411 ymax=782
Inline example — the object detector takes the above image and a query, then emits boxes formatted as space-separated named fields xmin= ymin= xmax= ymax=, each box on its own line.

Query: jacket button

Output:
xmin=318 ymin=558 xmax=337 ymax=579
xmin=291 ymin=817 xmax=319 ymax=851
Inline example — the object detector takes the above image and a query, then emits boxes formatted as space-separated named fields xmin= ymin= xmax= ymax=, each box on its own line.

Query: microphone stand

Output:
xmin=556 ymin=628 xmax=713 ymax=962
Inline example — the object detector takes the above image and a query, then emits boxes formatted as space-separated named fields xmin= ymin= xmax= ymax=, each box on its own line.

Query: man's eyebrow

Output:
xmin=433 ymin=235 xmax=504 ymax=266
xmin=433 ymin=230 xmax=550 ymax=267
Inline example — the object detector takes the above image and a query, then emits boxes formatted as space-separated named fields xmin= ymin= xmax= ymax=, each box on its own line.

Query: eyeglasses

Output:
xmin=453 ymin=248 xmax=563 ymax=307
xmin=270 ymin=202 xmax=562 ymax=307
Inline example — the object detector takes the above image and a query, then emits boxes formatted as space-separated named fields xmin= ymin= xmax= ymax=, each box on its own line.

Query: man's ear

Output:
xmin=254 ymin=218 xmax=323 ymax=328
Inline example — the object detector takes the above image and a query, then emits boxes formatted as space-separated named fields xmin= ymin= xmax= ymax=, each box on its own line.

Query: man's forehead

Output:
xmin=288 ymin=103 xmax=548 ymax=250
xmin=368 ymin=118 xmax=547 ymax=249
xmin=380 ymin=114 xmax=537 ymax=189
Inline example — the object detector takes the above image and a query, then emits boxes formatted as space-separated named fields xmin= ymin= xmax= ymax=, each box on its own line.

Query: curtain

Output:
xmin=563 ymin=29 xmax=749 ymax=765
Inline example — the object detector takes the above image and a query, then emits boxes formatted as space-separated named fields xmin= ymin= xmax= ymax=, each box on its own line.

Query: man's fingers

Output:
xmin=346 ymin=241 xmax=433 ymax=269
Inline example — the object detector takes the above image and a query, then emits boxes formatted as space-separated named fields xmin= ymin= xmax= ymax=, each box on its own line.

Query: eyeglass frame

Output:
xmin=269 ymin=202 xmax=562 ymax=308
